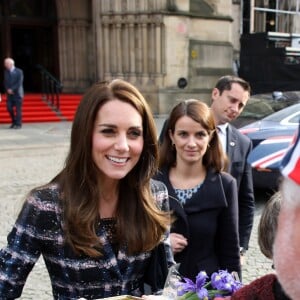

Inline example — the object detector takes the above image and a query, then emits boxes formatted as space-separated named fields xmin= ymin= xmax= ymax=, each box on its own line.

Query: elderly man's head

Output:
xmin=273 ymin=125 xmax=300 ymax=299
xmin=4 ymin=58 xmax=14 ymax=70
xmin=273 ymin=178 xmax=300 ymax=299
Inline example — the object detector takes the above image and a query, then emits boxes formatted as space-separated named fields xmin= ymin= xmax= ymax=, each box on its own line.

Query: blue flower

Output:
xmin=177 ymin=277 xmax=196 ymax=296
xmin=177 ymin=269 xmax=242 ymax=299
xmin=196 ymin=271 xmax=208 ymax=288
xmin=196 ymin=287 xmax=209 ymax=299
xmin=211 ymin=270 xmax=242 ymax=293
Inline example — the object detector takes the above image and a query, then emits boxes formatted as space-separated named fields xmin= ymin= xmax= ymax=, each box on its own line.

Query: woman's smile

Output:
xmin=106 ymin=155 xmax=130 ymax=164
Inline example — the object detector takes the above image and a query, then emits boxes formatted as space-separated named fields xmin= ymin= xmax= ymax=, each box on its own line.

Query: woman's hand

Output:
xmin=170 ymin=233 xmax=188 ymax=254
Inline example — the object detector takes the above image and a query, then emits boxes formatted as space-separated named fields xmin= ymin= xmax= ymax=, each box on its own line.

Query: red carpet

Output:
xmin=0 ymin=93 xmax=82 ymax=124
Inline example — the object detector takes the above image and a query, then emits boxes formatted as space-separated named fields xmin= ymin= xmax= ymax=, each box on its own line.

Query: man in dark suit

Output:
xmin=211 ymin=75 xmax=254 ymax=259
xmin=4 ymin=57 xmax=24 ymax=129
xmin=159 ymin=75 xmax=255 ymax=262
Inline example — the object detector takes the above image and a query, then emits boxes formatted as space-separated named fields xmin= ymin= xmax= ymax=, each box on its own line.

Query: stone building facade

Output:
xmin=0 ymin=0 xmax=246 ymax=113
xmin=55 ymin=0 xmax=241 ymax=113
xmin=2 ymin=1 xmax=300 ymax=113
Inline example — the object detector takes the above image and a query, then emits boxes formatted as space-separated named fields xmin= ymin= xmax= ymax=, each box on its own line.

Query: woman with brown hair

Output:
xmin=0 ymin=79 xmax=171 ymax=299
xmin=155 ymin=99 xmax=240 ymax=280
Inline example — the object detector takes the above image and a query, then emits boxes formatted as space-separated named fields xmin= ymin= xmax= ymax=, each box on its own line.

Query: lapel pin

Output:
xmin=230 ymin=142 xmax=235 ymax=147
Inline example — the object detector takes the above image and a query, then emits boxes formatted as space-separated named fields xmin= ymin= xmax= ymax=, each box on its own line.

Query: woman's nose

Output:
xmin=114 ymin=134 xmax=129 ymax=151
xmin=187 ymin=136 xmax=196 ymax=146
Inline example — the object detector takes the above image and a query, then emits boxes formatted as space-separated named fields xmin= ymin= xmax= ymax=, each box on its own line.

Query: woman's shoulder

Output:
xmin=16 ymin=183 xmax=62 ymax=230
xmin=219 ymin=170 xmax=237 ymax=185
xmin=29 ymin=183 xmax=61 ymax=201
xmin=25 ymin=183 xmax=62 ymax=213
xmin=207 ymin=169 xmax=236 ymax=185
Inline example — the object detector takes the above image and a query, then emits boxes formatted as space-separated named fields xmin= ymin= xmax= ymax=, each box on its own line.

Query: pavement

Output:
xmin=0 ymin=120 xmax=274 ymax=299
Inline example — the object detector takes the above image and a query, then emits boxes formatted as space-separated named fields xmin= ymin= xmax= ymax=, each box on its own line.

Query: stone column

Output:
xmin=115 ymin=20 xmax=124 ymax=78
xmin=128 ymin=17 xmax=137 ymax=82
xmin=136 ymin=17 xmax=143 ymax=84
xmin=141 ymin=17 xmax=149 ymax=84
xmin=155 ymin=16 xmax=164 ymax=85
xmin=123 ymin=18 xmax=130 ymax=80
xmin=102 ymin=17 xmax=112 ymax=80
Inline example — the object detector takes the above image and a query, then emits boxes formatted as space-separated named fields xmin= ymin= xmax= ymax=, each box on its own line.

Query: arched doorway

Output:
xmin=0 ymin=0 xmax=58 ymax=92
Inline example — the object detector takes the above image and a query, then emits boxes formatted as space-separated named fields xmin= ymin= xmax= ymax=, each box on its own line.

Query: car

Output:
xmin=239 ymin=103 xmax=300 ymax=190
xmin=239 ymin=103 xmax=300 ymax=146
xmin=247 ymin=134 xmax=294 ymax=190
xmin=232 ymin=91 xmax=300 ymax=128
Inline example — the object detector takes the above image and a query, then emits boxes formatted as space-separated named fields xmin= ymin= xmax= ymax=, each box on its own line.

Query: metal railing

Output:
xmin=36 ymin=64 xmax=63 ymax=111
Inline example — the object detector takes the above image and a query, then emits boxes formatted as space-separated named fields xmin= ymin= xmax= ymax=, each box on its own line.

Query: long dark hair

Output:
xmin=52 ymin=79 xmax=169 ymax=256
xmin=159 ymin=99 xmax=227 ymax=171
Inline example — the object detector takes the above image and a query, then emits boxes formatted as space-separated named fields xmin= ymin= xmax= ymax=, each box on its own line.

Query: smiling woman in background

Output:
xmin=0 ymin=79 xmax=171 ymax=299
xmin=155 ymin=99 xmax=241 ymax=280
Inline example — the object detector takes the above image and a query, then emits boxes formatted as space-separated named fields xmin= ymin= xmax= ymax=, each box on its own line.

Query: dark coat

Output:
xmin=155 ymin=168 xmax=241 ymax=280
xmin=4 ymin=67 xmax=24 ymax=100
xmin=158 ymin=120 xmax=255 ymax=250
xmin=226 ymin=124 xmax=255 ymax=249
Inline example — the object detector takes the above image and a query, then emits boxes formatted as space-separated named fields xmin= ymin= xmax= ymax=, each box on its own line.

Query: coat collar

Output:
xmin=166 ymin=168 xmax=228 ymax=215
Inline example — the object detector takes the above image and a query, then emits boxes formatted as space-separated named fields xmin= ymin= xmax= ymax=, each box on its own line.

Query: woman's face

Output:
xmin=92 ymin=99 xmax=144 ymax=182
xmin=169 ymin=115 xmax=210 ymax=166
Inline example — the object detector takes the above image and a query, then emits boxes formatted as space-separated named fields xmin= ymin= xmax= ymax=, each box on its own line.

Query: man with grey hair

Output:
xmin=273 ymin=123 xmax=300 ymax=299
xmin=3 ymin=57 xmax=24 ymax=129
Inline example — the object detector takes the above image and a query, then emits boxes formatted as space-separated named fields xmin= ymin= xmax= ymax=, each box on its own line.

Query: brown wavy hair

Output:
xmin=52 ymin=79 xmax=169 ymax=256
xmin=159 ymin=99 xmax=227 ymax=171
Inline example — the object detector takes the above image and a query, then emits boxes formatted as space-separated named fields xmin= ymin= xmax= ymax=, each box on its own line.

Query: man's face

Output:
xmin=210 ymin=82 xmax=249 ymax=125
xmin=274 ymin=205 xmax=300 ymax=299
xmin=4 ymin=59 xmax=13 ymax=70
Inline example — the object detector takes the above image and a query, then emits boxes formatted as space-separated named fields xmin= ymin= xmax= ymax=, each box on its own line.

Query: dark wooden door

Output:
xmin=0 ymin=0 xmax=58 ymax=92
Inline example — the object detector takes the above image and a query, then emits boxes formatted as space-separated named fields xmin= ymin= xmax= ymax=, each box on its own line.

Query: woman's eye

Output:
xmin=128 ymin=130 xmax=142 ymax=138
xmin=196 ymin=132 xmax=207 ymax=138
xmin=101 ymin=128 xmax=115 ymax=135
xmin=178 ymin=132 xmax=188 ymax=137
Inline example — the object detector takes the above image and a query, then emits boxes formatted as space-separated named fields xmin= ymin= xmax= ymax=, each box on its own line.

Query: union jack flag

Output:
xmin=281 ymin=123 xmax=300 ymax=185
xmin=250 ymin=136 xmax=293 ymax=170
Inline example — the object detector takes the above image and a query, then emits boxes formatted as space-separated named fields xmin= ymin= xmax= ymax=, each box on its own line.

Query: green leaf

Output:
xmin=184 ymin=292 xmax=200 ymax=300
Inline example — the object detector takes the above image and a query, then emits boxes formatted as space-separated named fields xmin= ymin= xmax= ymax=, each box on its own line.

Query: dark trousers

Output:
xmin=6 ymin=96 xmax=23 ymax=126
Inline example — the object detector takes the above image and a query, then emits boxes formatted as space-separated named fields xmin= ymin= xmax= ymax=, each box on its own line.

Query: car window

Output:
xmin=239 ymin=98 xmax=273 ymax=119
xmin=289 ymin=113 xmax=300 ymax=124
xmin=232 ymin=93 xmax=300 ymax=128
xmin=263 ymin=103 xmax=300 ymax=122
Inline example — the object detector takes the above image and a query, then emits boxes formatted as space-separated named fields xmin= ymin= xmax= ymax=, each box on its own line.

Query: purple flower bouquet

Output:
xmin=176 ymin=270 xmax=242 ymax=300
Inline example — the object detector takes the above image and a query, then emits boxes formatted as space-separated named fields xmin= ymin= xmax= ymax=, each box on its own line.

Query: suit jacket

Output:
xmin=226 ymin=124 xmax=255 ymax=249
xmin=4 ymin=67 xmax=24 ymax=100
xmin=154 ymin=167 xmax=241 ymax=279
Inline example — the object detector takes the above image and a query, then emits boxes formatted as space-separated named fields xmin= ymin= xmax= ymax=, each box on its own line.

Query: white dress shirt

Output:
xmin=217 ymin=123 xmax=228 ymax=151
